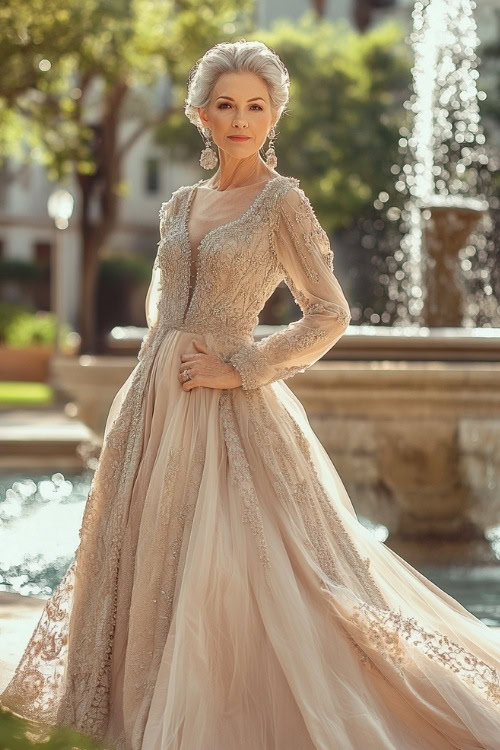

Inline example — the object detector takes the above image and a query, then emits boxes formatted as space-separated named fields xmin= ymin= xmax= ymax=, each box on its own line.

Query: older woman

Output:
xmin=2 ymin=40 xmax=500 ymax=750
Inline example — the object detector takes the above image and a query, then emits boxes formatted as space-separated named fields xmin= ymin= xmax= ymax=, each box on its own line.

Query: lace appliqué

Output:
xmin=220 ymin=390 xmax=271 ymax=584
xmin=123 ymin=440 xmax=201 ymax=750
xmin=245 ymin=390 xmax=386 ymax=608
xmin=0 ymin=313 xmax=172 ymax=742
xmin=0 ymin=561 xmax=75 ymax=723
xmin=243 ymin=387 xmax=500 ymax=700
xmin=228 ymin=182 xmax=350 ymax=391
xmin=175 ymin=177 xmax=288 ymax=336
xmin=350 ymin=601 xmax=500 ymax=704
xmin=280 ymin=189 xmax=334 ymax=280
xmin=229 ymin=326 xmax=331 ymax=391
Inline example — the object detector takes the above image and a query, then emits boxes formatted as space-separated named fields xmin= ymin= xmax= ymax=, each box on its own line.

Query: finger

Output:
xmin=192 ymin=339 xmax=209 ymax=354
xmin=183 ymin=377 xmax=198 ymax=391
xmin=179 ymin=359 xmax=197 ymax=372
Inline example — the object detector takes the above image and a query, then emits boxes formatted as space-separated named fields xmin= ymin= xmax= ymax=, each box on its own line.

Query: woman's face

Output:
xmin=198 ymin=71 xmax=276 ymax=160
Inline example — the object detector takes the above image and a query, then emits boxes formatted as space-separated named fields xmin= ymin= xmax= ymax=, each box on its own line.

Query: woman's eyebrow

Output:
xmin=215 ymin=96 xmax=266 ymax=102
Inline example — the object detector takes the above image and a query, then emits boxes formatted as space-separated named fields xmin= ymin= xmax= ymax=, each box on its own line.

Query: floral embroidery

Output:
xmin=227 ymin=183 xmax=351 ymax=390
xmin=350 ymin=601 xmax=500 ymax=704
xmin=220 ymin=390 xmax=271 ymax=584
xmin=245 ymin=389 xmax=387 ymax=610
xmin=229 ymin=327 xmax=332 ymax=391
xmin=0 ymin=174 xmax=352 ymax=745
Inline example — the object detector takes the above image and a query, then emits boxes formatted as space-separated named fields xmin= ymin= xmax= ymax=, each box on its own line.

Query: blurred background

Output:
xmin=1 ymin=0 xmax=500 ymax=713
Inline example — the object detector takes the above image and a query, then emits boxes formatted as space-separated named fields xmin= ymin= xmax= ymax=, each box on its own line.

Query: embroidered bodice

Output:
xmin=142 ymin=174 xmax=351 ymax=390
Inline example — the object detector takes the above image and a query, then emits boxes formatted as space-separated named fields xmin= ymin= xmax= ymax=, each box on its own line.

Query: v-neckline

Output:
xmin=181 ymin=174 xmax=284 ymax=323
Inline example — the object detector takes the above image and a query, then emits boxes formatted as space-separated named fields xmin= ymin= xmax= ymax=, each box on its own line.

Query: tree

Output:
xmin=257 ymin=15 xmax=410 ymax=232
xmin=162 ymin=13 xmax=410 ymax=234
xmin=158 ymin=13 xmax=412 ymax=323
xmin=0 ymin=0 xmax=254 ymax=352
xmin=257 ymin=15 xmax=412 ymax=323
xmin=352 ymin=0 xmax=397 ymax=33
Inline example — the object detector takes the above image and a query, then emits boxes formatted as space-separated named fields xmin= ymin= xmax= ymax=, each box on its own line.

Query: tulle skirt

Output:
xmin=2 ymin=326 xmax=500 ymax=750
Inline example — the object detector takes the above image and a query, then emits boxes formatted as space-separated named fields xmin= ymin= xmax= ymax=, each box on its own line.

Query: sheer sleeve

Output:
xmin=228 ymin=186 xmax=351 ymax=390
xmin=145 ymin=197 xmax=174 ymax=329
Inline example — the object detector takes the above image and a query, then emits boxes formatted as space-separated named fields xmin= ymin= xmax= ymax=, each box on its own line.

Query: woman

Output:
xmin=1 ymin=40 xmax=500 ymax=750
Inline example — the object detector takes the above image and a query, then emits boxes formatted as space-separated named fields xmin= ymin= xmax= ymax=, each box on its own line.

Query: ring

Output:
xmin=182 ymin=369 xmax=191 ymax=381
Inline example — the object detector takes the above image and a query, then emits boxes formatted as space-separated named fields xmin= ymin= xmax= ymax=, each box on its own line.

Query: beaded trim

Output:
xmin=181 ymin=175 xmax=288 ymax=325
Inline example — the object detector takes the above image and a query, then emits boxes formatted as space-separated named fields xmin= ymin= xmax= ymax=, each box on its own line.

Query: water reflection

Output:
xmin=1 ymin=470 xmax=499 ymax=625
xmin=0 ymin=470 xmax=90 ymax=597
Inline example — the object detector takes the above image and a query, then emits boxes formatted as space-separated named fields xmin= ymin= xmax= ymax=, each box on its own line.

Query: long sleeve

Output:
xmin=228 ymin=186 xmax=351 ymax=390
xmin=145 ymin=254 xmax=161 ymax=329
xmin=144 ymin=196 xmax=174 ymax=329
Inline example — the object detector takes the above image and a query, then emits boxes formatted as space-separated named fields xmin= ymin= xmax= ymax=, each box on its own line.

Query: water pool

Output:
xmin=1 ymin=469 xmax=499 ymax=625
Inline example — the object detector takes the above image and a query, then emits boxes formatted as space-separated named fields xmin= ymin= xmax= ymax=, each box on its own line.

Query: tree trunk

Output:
xmin=77 ymin=80 xmax=129 ymax=354
xmin=311 ymin=0 xmax=326 ymax=18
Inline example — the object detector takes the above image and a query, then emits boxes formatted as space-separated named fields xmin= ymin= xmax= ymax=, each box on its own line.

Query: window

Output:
xmin=34 ymin=241 xmax=52 ymax=266
xmin=145 ymin=157 xmax=160 ymax=193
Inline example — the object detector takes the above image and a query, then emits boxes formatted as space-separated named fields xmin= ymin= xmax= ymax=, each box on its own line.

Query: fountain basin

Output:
xmin=106 ymin=324 xmax=500 ymax=362
xmin=421 ymin=202 xmax=489 ymax=328
xmin=51 ymin=343 xmax=500 ymax=566
xmin=290 ymin=359 xmax=500 ymax=566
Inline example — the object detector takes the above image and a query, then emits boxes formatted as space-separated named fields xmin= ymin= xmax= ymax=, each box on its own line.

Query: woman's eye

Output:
xmin=217 ymin=103 xmax=263 ymax=110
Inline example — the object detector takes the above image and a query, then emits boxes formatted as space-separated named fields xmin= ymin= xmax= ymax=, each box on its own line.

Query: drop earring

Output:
xmin=265 ymin=126 xmax=278 ymax=169
xmin=200 ymin=127 xmax=218 ymax=170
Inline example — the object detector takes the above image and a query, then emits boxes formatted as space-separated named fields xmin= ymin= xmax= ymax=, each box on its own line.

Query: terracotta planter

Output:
xmin=0 ymin=345 xmax=54 ymax=382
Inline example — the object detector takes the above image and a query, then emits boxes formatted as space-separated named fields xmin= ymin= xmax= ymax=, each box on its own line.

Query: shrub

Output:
xmin=0 ymin=301 xmax=33 ymax=340
xmin=0 ymin=258 xmax=44 ymax=282
xmin=0 ymin=705 xmax=106 ymax=748
xmin=4 ymin=311 xmax=72 ymax=349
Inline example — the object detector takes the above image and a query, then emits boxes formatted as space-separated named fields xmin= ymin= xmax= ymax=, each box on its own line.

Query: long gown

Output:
xmin=1 ymin=173 xmax=500 ymax=750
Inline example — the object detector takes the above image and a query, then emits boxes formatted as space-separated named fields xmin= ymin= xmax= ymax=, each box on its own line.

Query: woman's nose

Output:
xmin=232 ymin=114 xmax=248 ymax=127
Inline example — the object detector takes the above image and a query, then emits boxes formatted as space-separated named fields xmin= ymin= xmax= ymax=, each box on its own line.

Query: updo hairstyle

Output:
xmin=184 ymin=40 xmax=290 ymax=137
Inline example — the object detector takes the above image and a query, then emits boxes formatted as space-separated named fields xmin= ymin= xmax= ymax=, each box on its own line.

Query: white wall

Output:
xmin=255 ymin=0 xmax=352 ymax=27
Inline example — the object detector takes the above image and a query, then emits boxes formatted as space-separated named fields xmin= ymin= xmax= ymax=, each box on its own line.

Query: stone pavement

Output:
xmin=0 ymin=407 xmax=94 ymax=470
xmin=0 ymin=592 xmax=48 ymax=691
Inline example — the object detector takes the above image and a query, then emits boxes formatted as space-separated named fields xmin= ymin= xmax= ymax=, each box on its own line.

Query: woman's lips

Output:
xmin=228 ymin=135 xmax=251 ymax=141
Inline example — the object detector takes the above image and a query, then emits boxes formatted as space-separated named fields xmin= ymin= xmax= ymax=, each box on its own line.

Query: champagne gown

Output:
xmin=1 ymin=173 xmax=500 ymax=750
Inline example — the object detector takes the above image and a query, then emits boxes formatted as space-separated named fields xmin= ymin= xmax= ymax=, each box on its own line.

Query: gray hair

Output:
xmin=184 ymin=40 xmax=290 ymax=133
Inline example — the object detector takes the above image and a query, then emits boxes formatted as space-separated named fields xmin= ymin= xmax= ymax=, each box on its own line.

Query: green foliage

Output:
xmin=250 ymin=15 xmax=412 ymax=232
xmin=0 ymin=0 xmax=254 ymax=179
xmin=4 ymin=310 xmax=71 ymax=348
xmin=0 ymin=706 xmax=105 ymax=748
xmin=160 ymin=12 xmax=412 ymax=234
xmin=98 ymin=253 xmax=152 ymax=284
xmin=0 ymin=258 xmax=44 ymax=281
xmin=0 ymin=301 xmax=33 ymax=339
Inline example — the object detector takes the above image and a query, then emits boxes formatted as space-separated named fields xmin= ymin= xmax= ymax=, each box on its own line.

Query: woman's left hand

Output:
xmin=178 ymin=339 xmax=242 ymax=391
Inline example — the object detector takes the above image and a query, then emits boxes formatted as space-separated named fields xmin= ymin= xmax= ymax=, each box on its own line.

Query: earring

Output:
xmin=265 ymin=126 xmax=278 ymax=169
xmin=200 ymin=127 xmax=218 ymax=170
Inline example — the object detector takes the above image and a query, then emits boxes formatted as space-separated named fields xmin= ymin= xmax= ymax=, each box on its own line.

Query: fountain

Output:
xmin=402 ymin=0 xmax=490 ymax=328
xmin=374 ymin=0 xmax=499 ymax=562
xmin=50 ymin=0 xmax=500 ymax=570
xmin=290 ymin=0 xmax=500 ymax=567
